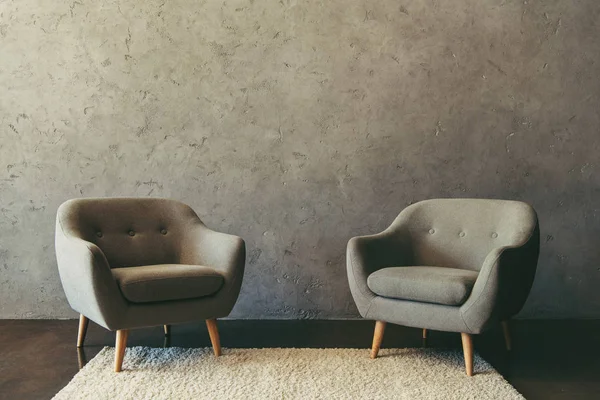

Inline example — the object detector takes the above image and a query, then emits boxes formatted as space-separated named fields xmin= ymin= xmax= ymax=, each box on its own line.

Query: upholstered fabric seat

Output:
xmin=367 ymin=267 xmax=478 ymax=306
xmin=112 ymin=264 xmax=224 ymax=303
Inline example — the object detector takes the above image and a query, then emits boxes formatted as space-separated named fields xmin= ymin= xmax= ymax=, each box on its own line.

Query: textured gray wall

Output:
xmin=1 ymin=0 xmax=599 ymax=319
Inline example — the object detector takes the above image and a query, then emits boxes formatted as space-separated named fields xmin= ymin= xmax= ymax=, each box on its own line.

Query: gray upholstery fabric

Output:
xmin=55 ymin=198 xmax=245 ymax=330
xmin=112 ymin=264 xmax=224 ymax=303
xmin=367 ymin=267 xmax=478 ymax=306
xmin=347 ymin=199 xmax=540 ymax=334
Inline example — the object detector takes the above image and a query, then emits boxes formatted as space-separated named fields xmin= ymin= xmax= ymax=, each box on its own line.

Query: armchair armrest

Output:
xmin=346 ymin=229 xmax=412 ymax=316
xmin=55 ymin=230 xmax=126 ymax=330
xmin=460 ymin=223 xmax=540 ymax=333
xmin=178 ymin=223 xmax=246 ymax=286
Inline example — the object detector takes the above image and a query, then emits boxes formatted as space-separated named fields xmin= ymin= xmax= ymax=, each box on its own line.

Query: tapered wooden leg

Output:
xmin=501 ymin=320 xmax=512 ymax=351
xmin=422 ymin=328 xmax=428 ymax=339
xmin=114 ymin=329 xmax=129 ymax=372
xmin=206 ymin=319 xmax=221 ymax=357
xmin=164 ymin=325 xmax=171 ymax=336
xmin=370 ymin=321 xmax=386 ymax=359
xmin=77 ymin=315 xmax=89 ymax=348
xmin=461 ymin=332 xmax=474 ymax=377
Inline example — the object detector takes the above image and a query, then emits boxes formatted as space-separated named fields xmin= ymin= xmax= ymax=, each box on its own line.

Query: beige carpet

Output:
xmin=53 ymin=347 xmax=524 ymax=399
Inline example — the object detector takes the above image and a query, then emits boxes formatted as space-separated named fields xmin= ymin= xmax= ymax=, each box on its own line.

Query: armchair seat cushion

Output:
xmin=112 ymin=264 xmax=224 ymax=303
xmin=367 ymin=266 xmax=479 ymax=306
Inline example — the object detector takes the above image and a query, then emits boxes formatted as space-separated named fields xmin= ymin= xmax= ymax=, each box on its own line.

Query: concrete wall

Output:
xmin=1 ymin=0 xmax=599 ymax=319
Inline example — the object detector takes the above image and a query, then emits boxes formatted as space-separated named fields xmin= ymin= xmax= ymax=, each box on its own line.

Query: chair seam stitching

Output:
xmin=119 ymin=275 xmax=223 ymax=286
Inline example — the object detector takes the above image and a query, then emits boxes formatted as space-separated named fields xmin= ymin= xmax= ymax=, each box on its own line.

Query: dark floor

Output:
xmin=1 ymin=319 xmax=599 ymax=399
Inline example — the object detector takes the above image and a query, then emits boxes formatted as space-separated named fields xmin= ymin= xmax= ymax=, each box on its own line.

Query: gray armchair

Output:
xmin=55 ymin=198 xmax=245 ymax=372
xmin=347 ymin=199 xmax=539 ymax=376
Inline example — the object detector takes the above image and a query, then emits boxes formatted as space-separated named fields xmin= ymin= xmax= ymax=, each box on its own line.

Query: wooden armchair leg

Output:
xmin=206 ymin=319 xmax=221 ymax=357
xmin=370 ymin=321 xmax=386 ymax=359
xmin=461 ymin=332 xmax=474 ymax=376
xmin=114 ymin=329 xmax=129 ymax=372
xmin=501 ymin=320 xmax=512 ymax=351
xmin=77 ymin=315 xmax=89 ymax=348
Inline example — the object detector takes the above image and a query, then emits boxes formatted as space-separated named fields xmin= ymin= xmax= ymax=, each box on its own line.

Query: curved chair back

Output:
xmin=392 ymin=199 xmax=538 ymax=271
xmin=57 ymin=198 xmax=200 ymax=268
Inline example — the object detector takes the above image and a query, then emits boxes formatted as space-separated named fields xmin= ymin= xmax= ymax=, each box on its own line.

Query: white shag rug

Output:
xmin=53 ymin=347 xmax=524 ymax=399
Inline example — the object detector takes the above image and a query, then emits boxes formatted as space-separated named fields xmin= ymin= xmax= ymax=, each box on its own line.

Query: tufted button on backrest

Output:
xmin=396 ymin=199 xmax=538 ymax=271
xmin=57 ymin=198 xmax=201 ymax=268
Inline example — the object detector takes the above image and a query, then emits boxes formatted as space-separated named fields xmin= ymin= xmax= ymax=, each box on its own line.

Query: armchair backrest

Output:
xmin=392 ymin=199 xmax=538 ymax=271
xmin=56 ymin=198 xmax=200 ymax=268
